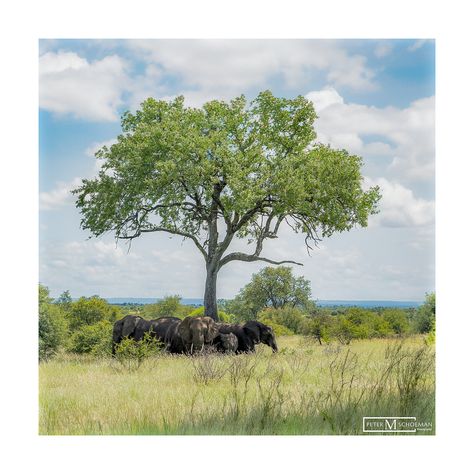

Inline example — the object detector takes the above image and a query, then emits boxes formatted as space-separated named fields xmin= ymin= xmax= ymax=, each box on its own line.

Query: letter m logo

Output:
xmin=385 ymin=419 xmax=397 ymax=430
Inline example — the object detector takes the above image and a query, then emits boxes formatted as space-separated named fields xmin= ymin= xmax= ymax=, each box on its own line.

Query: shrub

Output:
xmin=39 ymin=284 xmax=68 ymax=361
xmin=68 ymin=296 xmax=119 ymax=330
xmin=300 ymin=315 xmax=331 ymax=343
xmin=142 ymin=295 xmax=190 ymax=319
xmin=258 ymin=317 xmax=294 ymax=336
xmin=114 ymin=333 xmax=162 ymax=371
xmin=257 ymin=307 xmax=306 ymax=333
xmin=413 ymin=292 xmax=435 ymax=333
xmin=68 ymin=320 xmax=113 ymax=356
xmin=382 ymin=309 xmax=410 ymax=336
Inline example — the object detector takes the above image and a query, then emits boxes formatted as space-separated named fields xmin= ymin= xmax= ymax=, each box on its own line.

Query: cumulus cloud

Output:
xmin=306 ymin=89 xmax=435 ymax=182
xmin=40 ymin=238 xmax=206 ymax=298
xmin=39 ymin=177 xmax=82 ymax=211
xmin=127 ymin=39 xmax=376 ymax=98
xmin=374 ymin=42 xmax=393 ymax=58
xmin=366 ymin=177 xmax=435 ymax=227
xmin=39 ymin=51 xmax=129 ymax=121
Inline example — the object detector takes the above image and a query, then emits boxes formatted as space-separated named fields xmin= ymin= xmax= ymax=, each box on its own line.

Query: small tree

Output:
xmin=413 ymin=292 xmax=435 ymax=333
xmin=68 ymin=296 xmax=119 ymax=331
xmin=39 ymin=284 xmax=68 ymax=360
xmin=382 ymin=309 xmax=410 ymax=336
xmin=142 ymin=295 xmax=186 ymax=319
xmin=73 ymin=91 xmax=380 ymax=320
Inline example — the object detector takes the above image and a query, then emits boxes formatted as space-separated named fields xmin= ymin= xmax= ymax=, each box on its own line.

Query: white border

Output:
xmin=2 ymin=0 xmax=474 ymax=473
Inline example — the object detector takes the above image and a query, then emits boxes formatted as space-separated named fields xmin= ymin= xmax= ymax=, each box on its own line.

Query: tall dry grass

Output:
xmin=39 ymin=336 xmax=435 ymax=435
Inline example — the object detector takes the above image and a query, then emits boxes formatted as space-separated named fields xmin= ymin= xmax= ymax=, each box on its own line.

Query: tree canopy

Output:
xmin=73 ymin=91 xmax=380 ymax=320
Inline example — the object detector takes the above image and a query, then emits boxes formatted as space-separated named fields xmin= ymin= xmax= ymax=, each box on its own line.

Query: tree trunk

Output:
xmin=203 ymin=265 xmax=219 ymax=321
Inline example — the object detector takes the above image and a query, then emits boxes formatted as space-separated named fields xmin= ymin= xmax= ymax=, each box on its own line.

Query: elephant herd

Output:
xmin=112 ymin=314 xmax=278 ymax=355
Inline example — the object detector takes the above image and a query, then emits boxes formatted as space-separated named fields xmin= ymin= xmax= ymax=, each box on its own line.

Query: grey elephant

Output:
xmin=112 ymin=314 xmax=183 ymax=354
xmin=212 ymin=332 xmax=239 ymax=353
xmin=177 ymin=316 xmax=220 ymax=354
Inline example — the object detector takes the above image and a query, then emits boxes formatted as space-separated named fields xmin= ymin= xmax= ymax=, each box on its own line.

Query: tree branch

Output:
xmin=118 ymin=226 xmax=208 ymax=259
xmin=219 ymin=252 xmax=303 ymax=268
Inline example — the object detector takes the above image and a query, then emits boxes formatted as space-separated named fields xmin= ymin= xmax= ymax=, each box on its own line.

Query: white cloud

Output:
xmin=127 ymin=39 xmax=376 ymax=95
xmin=305 ymin=88 xmax=344 ymax=113
xmin=408 ymin=39 xmax=428 ymax=52
xmin=306 ymin=90 xmax=435 ymax=182
xmin=85 ymin=139 xmax=117 ymax=158
xmin=366 ymin=177 xmax=435 ymax=227
xmin=374 ymin=42 xmax=393 ymax=58
xmin=39 ymin=51 xmax=129 ymax=121
xmin=39 ymin=177 xmax=82 ymax=211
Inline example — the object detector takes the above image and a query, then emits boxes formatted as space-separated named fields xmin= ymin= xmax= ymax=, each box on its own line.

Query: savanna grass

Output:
xmin=39 ymin=336 xmax=435 ymax=435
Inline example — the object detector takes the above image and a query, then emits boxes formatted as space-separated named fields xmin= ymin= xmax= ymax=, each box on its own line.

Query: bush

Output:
xmin=68 ymin=320 xmax=113 ymax=356
xmin=413 ymin=292 xmax=435 ymax=333
xmin=382 ymin=309 xmax=410 ymax=336
xmin=188 ymin=306 xmax=234 ymax=322
xmin=300 ymin=315 xmax=331 ymax=343
xmin=142 ymin=295 xmax=190 ymax=319
xmin=257 ymin=307 xmax=306 ymax=333
xmin=258 ymin=317 xmax=294 ymax=336
xmin=39 ymin=284 xmax=68 ymax=361
xmin=114 ymin=333 xmax=162 ymax=371
xmin=68 ymin=296 xmax=120 ymax=330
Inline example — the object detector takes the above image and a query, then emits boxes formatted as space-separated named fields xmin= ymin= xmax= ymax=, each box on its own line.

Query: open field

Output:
xmin=39 ymin=336 xmax=435 ymax=435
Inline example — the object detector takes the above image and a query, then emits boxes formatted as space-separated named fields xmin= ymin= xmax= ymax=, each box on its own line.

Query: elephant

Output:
xmin=112 ymin=315 xmax=184 ymax=354
xmin=177 ymin=316 xmax=220 ymax=354
xmin=217 ymin=320 xmax=278 ymax=353
xmin=212 ymin=332 xmax=239 ymax=353
xmin=112 ymin=314 xmax=141 ymax=354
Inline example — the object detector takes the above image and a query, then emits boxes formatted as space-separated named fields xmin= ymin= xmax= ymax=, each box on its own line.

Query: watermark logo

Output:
xmin=363 ymin=417 xmax=433 ymax=433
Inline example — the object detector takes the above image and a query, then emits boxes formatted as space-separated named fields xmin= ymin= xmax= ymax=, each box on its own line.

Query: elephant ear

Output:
xmin=122 ymin=315 xmax=140 ymax=337
xmin=243 ymin=322 xmax=261 ymax=343
xmin=177 ymin=317 xmax=193 ymax=343
xmin=203 ymin=317 xmax=219 ymax=343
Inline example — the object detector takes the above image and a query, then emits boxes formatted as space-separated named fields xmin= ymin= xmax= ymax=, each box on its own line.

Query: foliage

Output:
xmin=68 ymin=320 xmax=113 ymax=356
xmin=258 ymin=317 xmax=294 ymax=336
xmin=221 ymin=294 xmax=257 ymax=322
xmin=39 ymin=284 xmax=68 ymax=360
xmin=55 ymin=290 xmax=73 ymax=309
xmin=142 ymin=295 xmax=190 ymax=319
xmin=187 ymin=306 xmax=234 ymax=322
xmin=114 ymin=333 xmax=162 ymax=371
xmin=413 ymin=292 xmax=435 ymax=333
xmin=68 ymin=296 xmax=120 ymax=331
xmin=73 ymin=91 xmax=380 ymax=319
xmin=300 ymin=313 xmax=332 ymax=343
xmin=225 ymin=266 xmax=315 ymax=321
xmin=425 ymin=320 xmax=435 ymax=346
xmin=257 ymin=306 xmax=306 ymax=333
xmin=382 ymin=309 xmax=410 ymax=336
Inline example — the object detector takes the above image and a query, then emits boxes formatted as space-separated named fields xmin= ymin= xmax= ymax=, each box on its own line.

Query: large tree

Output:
xmin=73 ymin=91 xmax=380 ymax=320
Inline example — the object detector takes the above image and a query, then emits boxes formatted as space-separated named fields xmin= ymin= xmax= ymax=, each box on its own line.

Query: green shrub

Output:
xmin=188 ymin=306 xmax=234 ymax=322
xmin=258 ymin=317 xmax=294 ymax=336
xmin=68 ymin=296 xmax=120 ymax=330
xmin=413 ymin=292 xmax=435 ymax=333
xmin=39 ymin=284 xmax=68 ymax=361
xmin=142 ymin=295 xmax=190 ymax=319
xmin=382 ymin=309 xmax=410 ymax=336
xmin=68 ymin=320 xmax=113 ymax=356
xmin=300 ymin=315 xmax=331 ymax=343
xmin=257 ymin=307 xmax=306 ymax=333
xmin=114 ymin=333 xmax=162 ymax=371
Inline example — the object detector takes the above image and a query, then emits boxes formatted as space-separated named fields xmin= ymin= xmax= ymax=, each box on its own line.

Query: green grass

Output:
xmin=39 ymin=336 xmax=435 ymax=435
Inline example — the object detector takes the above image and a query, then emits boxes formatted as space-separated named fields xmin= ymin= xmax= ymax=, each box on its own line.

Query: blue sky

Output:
xmin=39 ymin=39 xmax=435 ymax=300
